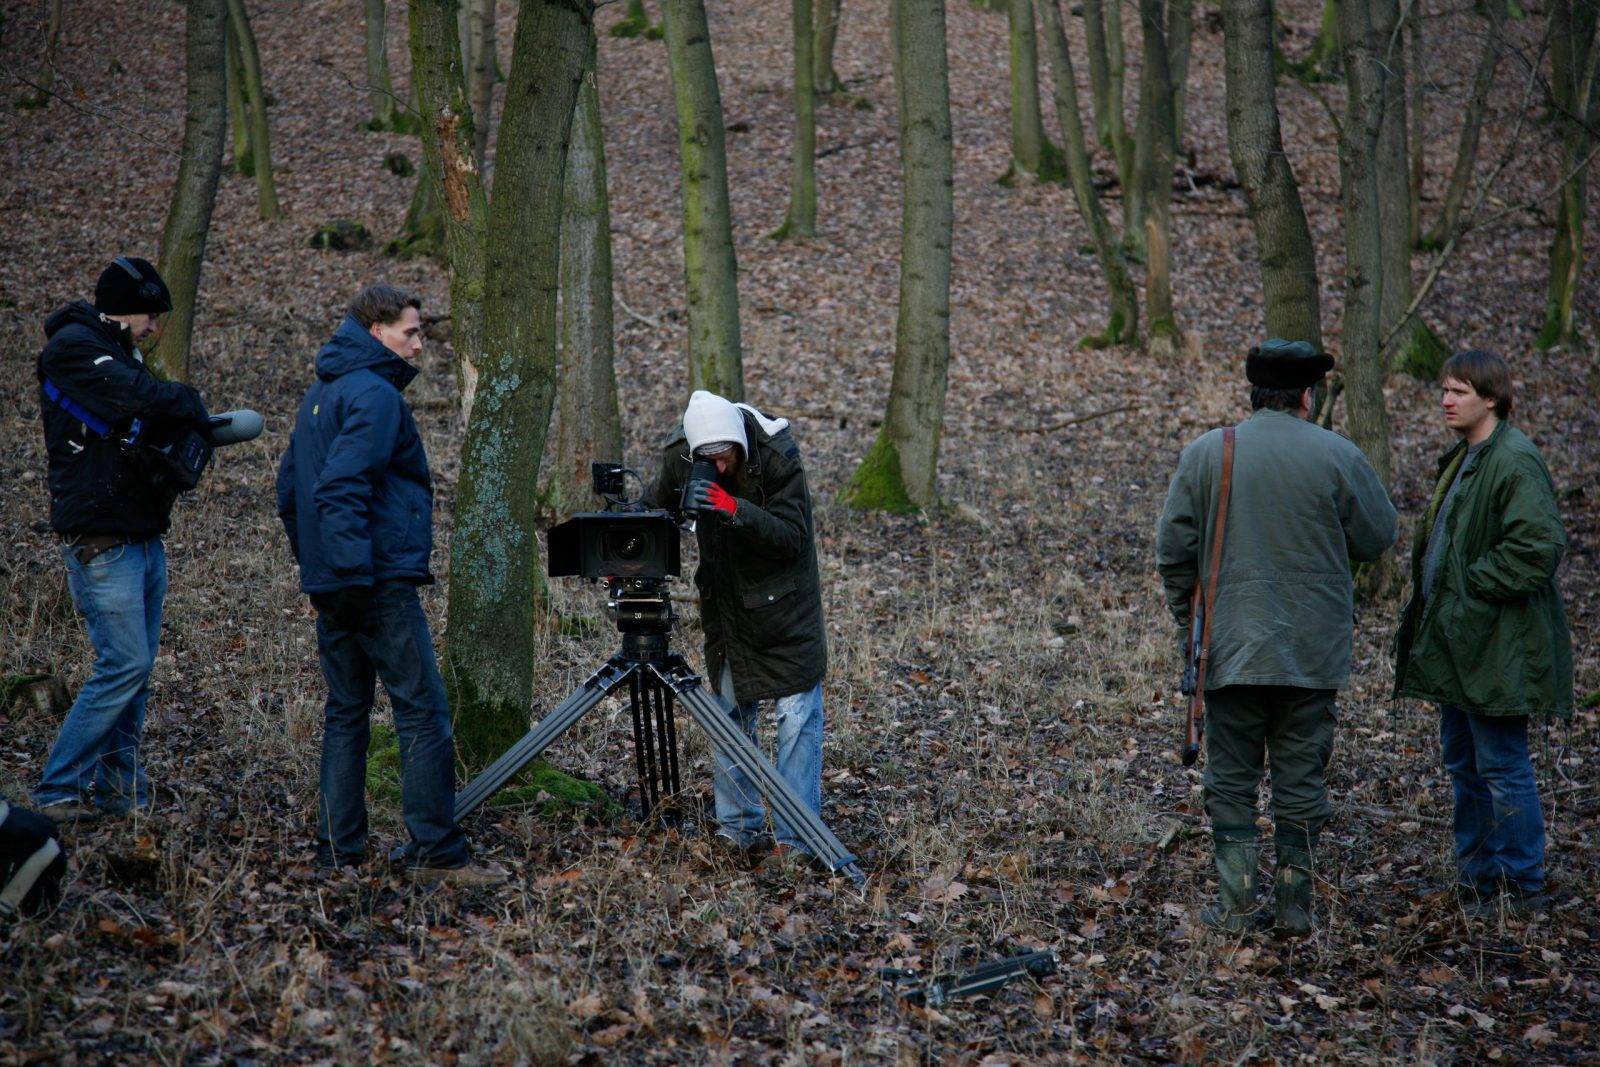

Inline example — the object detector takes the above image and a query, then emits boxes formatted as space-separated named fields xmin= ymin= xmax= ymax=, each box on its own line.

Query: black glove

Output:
xmin=311 ymin=585 xmax=374 ymax=631
xmin=687 ymin=479 xmax=739 ymax=521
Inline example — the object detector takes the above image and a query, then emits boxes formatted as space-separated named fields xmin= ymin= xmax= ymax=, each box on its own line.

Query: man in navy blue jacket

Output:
xmin=277 ymin=284 xmax=504 ymax=886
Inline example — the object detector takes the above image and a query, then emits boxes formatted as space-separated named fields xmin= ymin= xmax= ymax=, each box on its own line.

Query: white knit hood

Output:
xmin=682 ymin=390 xmax=789 ymax=456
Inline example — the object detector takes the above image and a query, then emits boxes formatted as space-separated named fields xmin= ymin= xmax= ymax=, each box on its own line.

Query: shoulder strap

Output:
xmin=1198 ymin=427 xmax=1237 ymax=667
xmin=42 ymin=378 xmax=115 ymax=438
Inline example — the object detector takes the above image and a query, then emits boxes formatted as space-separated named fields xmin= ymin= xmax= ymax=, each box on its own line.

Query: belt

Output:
xmin=61 ymin=533 xmax=139 ymax=565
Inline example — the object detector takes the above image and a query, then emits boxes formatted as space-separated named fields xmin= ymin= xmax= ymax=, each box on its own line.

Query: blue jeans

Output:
xmin=713 ymin=662 xmax=824 ymax=852
xmin=1440 ymin=706 xmax=1545 ymax=893
xmin=313 ymin=582 xmax=468 ymax=868
xmin=35 ymin=539 xmax=166 ymax=813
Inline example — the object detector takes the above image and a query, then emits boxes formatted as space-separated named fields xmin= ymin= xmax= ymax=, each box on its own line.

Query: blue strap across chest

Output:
xmin=42 ymin=378 xmax=140 ymax=443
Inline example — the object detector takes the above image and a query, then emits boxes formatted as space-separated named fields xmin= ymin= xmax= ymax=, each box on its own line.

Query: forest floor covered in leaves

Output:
xmin=2 ymin=0 xmax=1598 ymax=1062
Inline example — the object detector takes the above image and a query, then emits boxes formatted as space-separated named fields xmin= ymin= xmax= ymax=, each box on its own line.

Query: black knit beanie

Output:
xmin=93 ymin=257 xmax=173 ymax=315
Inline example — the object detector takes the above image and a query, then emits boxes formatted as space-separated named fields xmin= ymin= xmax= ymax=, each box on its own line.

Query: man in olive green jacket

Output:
xmin=1157 ymin=340 xmax=1398 ymax=935
xmin=1394 ymin=349 xmax=1571 ymax=913
xmin=648 ymin=391 xmax=827 ymax=860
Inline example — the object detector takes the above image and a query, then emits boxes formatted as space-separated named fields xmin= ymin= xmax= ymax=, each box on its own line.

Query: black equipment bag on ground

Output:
xmin=0 ymin=800 xmax=68 ymax=921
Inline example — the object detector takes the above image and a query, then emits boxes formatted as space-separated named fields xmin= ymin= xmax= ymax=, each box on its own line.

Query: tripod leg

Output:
xmin=650 ymin=674 xmax=677 ymax=804
xmin=634 ymin=671 xmax=661 ymax=817
xmin=662 ymin=688 xmax=681 ymax=796
xmin=627 ymin=672 xmax=652 ymax=819
xmin=656 ymin=663 xmax=865 ymax=886
xmin=454 ymin=659 xmax=631 ymax=821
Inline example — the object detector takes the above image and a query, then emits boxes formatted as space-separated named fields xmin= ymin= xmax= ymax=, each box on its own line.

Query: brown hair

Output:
xmin=347 ymin=283 xmax=421 ymax=329
xmin=1440 ymin=348 xmax=1514 ymax=419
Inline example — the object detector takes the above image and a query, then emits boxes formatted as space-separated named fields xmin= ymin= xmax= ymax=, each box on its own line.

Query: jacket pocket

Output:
xmin=742 ymin=575 xmax=797 ymax=610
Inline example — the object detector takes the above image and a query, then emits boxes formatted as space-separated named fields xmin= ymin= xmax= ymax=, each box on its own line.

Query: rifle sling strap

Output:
xmin=1196 ymin=427 xmax=1236 ymax=687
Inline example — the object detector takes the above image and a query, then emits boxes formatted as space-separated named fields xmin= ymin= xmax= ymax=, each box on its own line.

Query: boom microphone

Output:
xmin=204 ymin=409 xmax=264 ymax=446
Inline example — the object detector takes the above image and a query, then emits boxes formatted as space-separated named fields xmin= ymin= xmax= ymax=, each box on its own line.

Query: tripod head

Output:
xmin=608 ymin=576 xmax=677 ymax=662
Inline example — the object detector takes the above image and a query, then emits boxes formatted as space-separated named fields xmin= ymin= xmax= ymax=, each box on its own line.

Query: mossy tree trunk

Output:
xmin=842 ymin=0 xmax=952 ymax=512
xmin=664 ymin=0 xmax=745 ymax=400
xmin=1041 ymin=0 xmax=1138 ymax=345
xmin=1134 ymin=0 xmax=1181 ymax=352
xmin=389 ymin=159 xmax=447 ymax=261
xmin=1305 ymin=0 xmax=1340 ymax=79
xmin=815 ymin=0 xmax=845 ymax=94
xmin=1339 ymin=0 xmax=1394 ymax=493
xmin=610 ymin=0 xmax=662 ymax=39
xmin=1168 ymin=0 xmax=1194 ymax=152
xmin=150 ymin=0 xmax=227 ymax=383
xmin=413 ymin=0 xmax=595 ymax=769
xmin=364 ymin=0 xmax=397 ymax=129
xmin=225 ymin=0 xmax=282 ymax=220
xmin=1004 ymin=0 xmax=1052 ymax=182
xmin=1221 ymin=0 xmax=1322 ymax=350
xmin=1424 ymin=0 xmax=1502 ymax=249
xmin=546 ymin=62 xmax=624 ymax=516
xmin=1538 ymin=0 xmax=1598 ymax=349
xmin=776 ymin=0 xmax=818 ymax=238
xmin=226 ymin=19 xmax=252 ymax=172
xmin=1106 ymin=0 xmax=1134 ymax=201
xmin=409 ymin=0 xmax=490 ymax=420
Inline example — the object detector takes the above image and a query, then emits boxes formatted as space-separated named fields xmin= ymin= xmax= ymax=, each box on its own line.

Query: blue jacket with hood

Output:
xmin=276 ymin=316 xmax=435 ymax=593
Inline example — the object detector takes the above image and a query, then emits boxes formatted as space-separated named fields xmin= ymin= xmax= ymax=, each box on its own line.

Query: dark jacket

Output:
xmin=276 ymin=316 xmax=435 ymax=594
xmin=1156 ymin=408 xmax=1398 ymax=690
xmin=1394 ymin=421 xmax=1572 ymax=717
xmin=648 ymin=409 xmax=827 ymax=703
xmin=36 ymin=302 xmax=209 ymax=538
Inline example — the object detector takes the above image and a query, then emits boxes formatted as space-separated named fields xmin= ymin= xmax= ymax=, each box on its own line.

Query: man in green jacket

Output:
xmin=648 ymin=390 xmax=828 ymax=862
xmin=1157 ymin=340 xmax=1398 ymax=936
xmin=1394 ymin=349 xmax=1571 ymax=914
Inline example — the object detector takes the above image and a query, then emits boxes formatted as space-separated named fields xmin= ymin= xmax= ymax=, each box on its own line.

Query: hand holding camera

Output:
xmin=687 ymin=479 xmax=738 ymax=520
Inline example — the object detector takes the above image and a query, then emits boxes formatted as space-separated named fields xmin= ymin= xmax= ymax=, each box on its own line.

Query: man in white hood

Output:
xmin=649 ymin=391 xmax=829 ymax=862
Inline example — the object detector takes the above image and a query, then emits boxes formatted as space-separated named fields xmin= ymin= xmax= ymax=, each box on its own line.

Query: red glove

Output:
xmin=690 ymin=479 xmax=739 ymax=518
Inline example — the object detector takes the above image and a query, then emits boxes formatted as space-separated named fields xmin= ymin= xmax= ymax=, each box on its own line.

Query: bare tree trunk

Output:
xmin=843 ymin=0 xmax=952 ymax=511
xmin=226 ymin=19 xmax=252 ymax=172
xmin=1221 ymin=0 xmax=1322 ymax=349
xmin=20 ymin=0 xmax=64 ymax=107
xmin=1375 ymin=0 xmax=1445 ymax=377
xmin=225 ymin=0 xmax=282 ymax=219
xmin=1169 ymin=0 xmax=1194 ymax=152
xmin=815 ymin=0 xmax=844 ymax=94
xmin=1406 ymin=0 xmax=1426 ymax=248
xmin=1306 ymin=0 xmax=1339 ymax=78
xmin=461 ymin=0 xmax=497 ymax=168
xmin=547 ymin=63 xmax=624 ymax=516
xmin=388 ymin=159 xmax=447 ymax=259
xmin=1339 ymin=0 xmax=1393 ymax=492
xmin=1538 ymin=0 xmax=1598 ymax=349
xmin=149 ymin=0 xmax=227 ymax=382
xmin=409 ymin=0 xmax=490 ymax=416
xmin=777 ymin=0 xmax=818 ymax=237
xmin=1005 ymin=0 xmax=1051 ymax=181
xmin=447 ymin=0 xmax=593 ymax=769
xmin=664 ymin=0 xmax=745 ymax=400
xmin=1135 ymin=0 xmax=1181 ymax=352
xmin=1424 ymin=1 xmax=1502 ymax=249
xmin=1041 ymin=0 xmax=1138 ymax=345
xmin=1082 ymin=0 xmax=1115 ymax=149
xmin=1106 ymin=0 xmax=1133 ymax=194
xmin=365 ymin=0 xmax=397 ymax=129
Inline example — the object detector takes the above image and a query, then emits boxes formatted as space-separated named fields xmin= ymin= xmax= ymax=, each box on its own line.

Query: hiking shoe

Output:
xmin=410 ymin=861 xmax=510 ymax=887
xmin=38 ymin=800 xmax=102 ymax=824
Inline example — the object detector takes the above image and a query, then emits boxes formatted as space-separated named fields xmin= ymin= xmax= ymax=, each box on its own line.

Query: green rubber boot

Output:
xmin=1200 ymin=826 xmax=1260 ymax=934
xmin=1273 ymin=823 xmax=1318 ymax=938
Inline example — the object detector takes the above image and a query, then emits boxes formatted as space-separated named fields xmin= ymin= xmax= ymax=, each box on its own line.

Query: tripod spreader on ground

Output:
xmin=453 ymin=583 xmax=865 ymax=887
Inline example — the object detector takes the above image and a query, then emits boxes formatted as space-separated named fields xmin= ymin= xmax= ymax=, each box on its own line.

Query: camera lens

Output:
xmin=607 ymin=529 xmax=646 ymax=561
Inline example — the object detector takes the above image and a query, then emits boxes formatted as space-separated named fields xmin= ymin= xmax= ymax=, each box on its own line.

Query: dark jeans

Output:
xmin=313 ymin=582 xmax=468 ymax=868
xmin=1440 ymin=706 xmax=1545 ymax=893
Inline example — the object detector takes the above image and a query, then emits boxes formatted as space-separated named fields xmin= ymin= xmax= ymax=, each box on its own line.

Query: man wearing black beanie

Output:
xmin=1156 ymin=339 xmax=1398 ymax=937
xmin=31 ymin=257 xmax=210 ymax=824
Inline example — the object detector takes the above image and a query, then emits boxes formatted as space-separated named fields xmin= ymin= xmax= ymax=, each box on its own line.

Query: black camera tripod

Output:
xmin=454 ymin=578 xmax=865 ymax=886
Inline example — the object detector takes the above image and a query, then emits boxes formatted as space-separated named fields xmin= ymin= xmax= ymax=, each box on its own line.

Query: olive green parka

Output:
xmin=1393 ymin=421 xmax=1572 ymax=717
xmin=648 ymin=409 xmax=827 ymax=703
